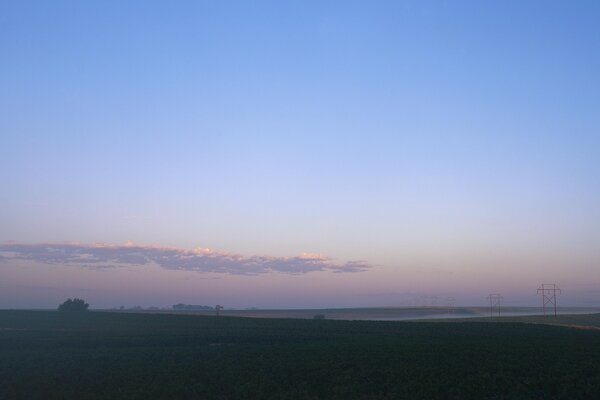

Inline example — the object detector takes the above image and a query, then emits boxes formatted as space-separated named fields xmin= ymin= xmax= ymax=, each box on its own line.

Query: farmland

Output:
xmin=1 ymin=310 xmax=600 ymax=399
xmin=157 ymin=306 xmax=600 ymax=321
xmin=452 ymin=313 xmax=600 ymax=330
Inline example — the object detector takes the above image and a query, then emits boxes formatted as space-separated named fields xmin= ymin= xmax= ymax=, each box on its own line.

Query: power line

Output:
xmin=486 ymin=294 xmax=503 ymax=318
xmin=445 ymin=297 xmax=456 ymax=314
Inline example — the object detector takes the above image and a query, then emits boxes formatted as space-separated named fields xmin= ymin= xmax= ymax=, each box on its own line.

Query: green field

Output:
xmin=433 ymin=313 xmax=600 ymax=329
xmin=1 ymin=311 xmax=600 ymax=400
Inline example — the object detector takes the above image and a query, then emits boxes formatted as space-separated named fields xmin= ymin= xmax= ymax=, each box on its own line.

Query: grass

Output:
xmin=1 ymin=310 xmax=600 ymax=399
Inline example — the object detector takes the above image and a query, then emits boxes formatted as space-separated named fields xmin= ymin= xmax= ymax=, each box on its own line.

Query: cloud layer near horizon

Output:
xmin=0 ymin=243 xmax=371 ymax=275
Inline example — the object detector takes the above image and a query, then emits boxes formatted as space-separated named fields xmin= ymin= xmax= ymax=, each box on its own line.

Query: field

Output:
xmin=436 ymin=313 xmax=600 ymax=330
xmin=164 ymin=306 xmax=600 ymax=321
xmin=1 ymin=311 xmax=600 ymax=399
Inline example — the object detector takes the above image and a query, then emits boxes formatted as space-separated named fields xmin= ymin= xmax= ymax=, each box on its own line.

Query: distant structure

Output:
xmin=486 ymin=294 xmax=503 ymax=318
xmin=215 ymin=304 xmax=224 ymax=316
xmin=172 ymin=303 xmax=213 ymax=311
xmin=445 ymin=297 xmax=456 ymax=314
xmin=537 ymin=284 xmax=561 ymax=317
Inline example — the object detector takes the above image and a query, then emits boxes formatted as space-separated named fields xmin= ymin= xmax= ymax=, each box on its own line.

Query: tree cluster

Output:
xmin=58 ymin=298 xmax=89 ymax=312
xmin=172 ymin=304 xmax=214 ymax=311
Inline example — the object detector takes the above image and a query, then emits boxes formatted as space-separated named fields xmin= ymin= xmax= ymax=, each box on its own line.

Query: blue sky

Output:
xmin=1 ymin=1 xmax=599 ymax=308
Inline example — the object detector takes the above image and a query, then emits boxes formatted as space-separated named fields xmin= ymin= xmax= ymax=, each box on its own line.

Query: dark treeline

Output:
xmin=171 ymin=303 xmax=214 ymax=311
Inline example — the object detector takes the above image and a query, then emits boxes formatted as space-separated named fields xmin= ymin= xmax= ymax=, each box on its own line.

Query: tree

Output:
xmin=58 ymin=298 xmax=89 ymax=312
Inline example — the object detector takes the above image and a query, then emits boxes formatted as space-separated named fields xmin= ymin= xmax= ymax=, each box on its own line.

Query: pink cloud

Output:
xmin=0 ymin=242 xmax=371 ymax=275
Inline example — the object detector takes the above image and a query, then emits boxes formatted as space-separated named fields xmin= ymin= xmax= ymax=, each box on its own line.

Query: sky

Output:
xmin=1 ymin=0 xmax=599 ymax=309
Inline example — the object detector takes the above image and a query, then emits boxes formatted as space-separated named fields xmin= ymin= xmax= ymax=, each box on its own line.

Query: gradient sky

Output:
xmin=1 ymin=1 xmax=599 ymax=309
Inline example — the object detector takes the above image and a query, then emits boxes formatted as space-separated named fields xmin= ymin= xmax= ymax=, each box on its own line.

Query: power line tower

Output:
xmin=486 ymin=293 xmax=503 ymax=318
xmin=445 ymin=297 xmax=456 ymax=314
xmin=537 ymin=284 xmax=561 ymax=317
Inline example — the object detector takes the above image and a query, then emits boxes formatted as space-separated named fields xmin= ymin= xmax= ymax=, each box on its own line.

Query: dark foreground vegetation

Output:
xmin=1 ymin=311 xmax=599 ymax=400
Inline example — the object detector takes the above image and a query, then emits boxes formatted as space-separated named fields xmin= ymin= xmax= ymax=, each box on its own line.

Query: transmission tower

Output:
xmin=445 ymin=297 xmax=456 ymax=314
xmin=537 ymin=284 xmax=561 ymax=317
xmin=486 ymin=293 xmax=503 ymax=318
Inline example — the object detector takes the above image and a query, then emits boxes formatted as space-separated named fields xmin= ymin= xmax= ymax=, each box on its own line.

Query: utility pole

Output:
xmin=486 ymin=294 xmax=503 ymax=319
xmin=537 ymin=284 xmax=561 ymax=317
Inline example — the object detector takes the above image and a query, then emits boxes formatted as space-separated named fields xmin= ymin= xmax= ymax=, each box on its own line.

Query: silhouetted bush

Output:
xmin=58 ymin=298 xmax=89 ymax=312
